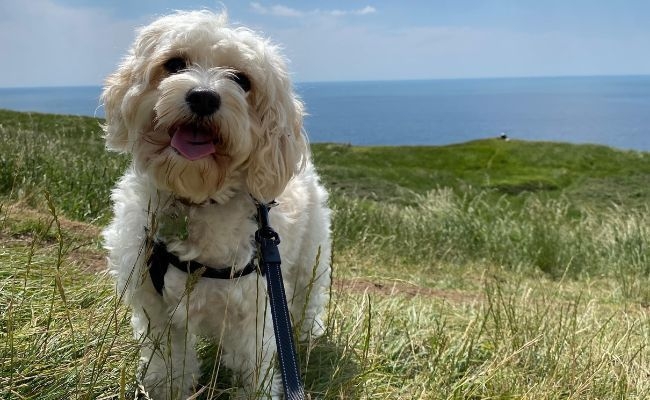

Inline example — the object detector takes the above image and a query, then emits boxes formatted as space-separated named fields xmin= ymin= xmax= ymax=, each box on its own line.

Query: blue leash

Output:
xmin=255 ymin=201 xmax=306 ymax=400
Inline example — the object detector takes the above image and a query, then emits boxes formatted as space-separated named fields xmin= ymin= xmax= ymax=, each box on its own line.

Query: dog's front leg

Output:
xmin=132 ymin=298 xmax=200 ymax=400
xmin=219 ymin=295 xmax=283 ymax=399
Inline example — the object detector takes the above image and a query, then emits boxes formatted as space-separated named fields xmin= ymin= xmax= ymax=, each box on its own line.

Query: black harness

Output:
xmin=148 ymin=240 xmax=258 ymax=295
xmin=146 ymin=200 xmax=306 ymax=400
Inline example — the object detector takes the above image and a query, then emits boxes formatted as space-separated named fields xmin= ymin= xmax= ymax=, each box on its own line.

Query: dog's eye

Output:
xmin=231 ymin=72 xmax=251 ymax=92
xmin=163 ymin=57 xmax=187 ymax=74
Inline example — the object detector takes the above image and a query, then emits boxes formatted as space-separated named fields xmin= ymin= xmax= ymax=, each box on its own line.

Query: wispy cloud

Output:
xmin=250 ymin=2 xmax=376 ymax=18
xmin=328 ymin=6 xmax=377 ymax=17
xmin=250 ymin=2 xmax=303 ymax=18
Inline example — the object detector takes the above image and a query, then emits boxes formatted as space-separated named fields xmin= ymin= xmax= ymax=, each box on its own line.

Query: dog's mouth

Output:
xmin=170 ymin=124 xmax=218 ymax=161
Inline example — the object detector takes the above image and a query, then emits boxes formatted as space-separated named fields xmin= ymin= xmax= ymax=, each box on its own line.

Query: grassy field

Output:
xmin=1 ymin=109 xmax=649 ymax=399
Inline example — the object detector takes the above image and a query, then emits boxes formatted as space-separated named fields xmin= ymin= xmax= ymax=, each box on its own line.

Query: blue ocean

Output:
xmin=1 ymin=75 xmax=649 ymax=151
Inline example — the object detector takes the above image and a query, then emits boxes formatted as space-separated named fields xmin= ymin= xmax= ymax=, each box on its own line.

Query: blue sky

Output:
xmin=1 ymin=0 xmax=650 ymax=87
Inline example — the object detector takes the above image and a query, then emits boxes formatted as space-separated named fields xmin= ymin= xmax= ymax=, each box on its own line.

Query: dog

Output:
xmin=101 ymin=10 xmax=331 ymax=399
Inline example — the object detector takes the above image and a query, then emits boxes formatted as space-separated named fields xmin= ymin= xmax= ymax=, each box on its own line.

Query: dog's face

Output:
xmin=102 ymin=11 xmax=307 ymax=204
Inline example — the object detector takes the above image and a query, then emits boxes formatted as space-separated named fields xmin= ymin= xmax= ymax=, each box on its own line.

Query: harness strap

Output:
xmin=147 ymin=241 xmax=258 ymax=295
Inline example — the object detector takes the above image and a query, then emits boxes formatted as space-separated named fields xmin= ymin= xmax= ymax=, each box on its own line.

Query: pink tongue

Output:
xmin=170 ymin=126 xmax=216 ymax=161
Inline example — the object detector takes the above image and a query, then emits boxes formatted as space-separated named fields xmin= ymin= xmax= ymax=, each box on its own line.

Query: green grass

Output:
xmin=1 ymin=109 xmax=650 ymax=399
xmin=0 ymin=109 xmax=128 ymax=224
xmin=313 ymin=141 xmax=650 ymax=209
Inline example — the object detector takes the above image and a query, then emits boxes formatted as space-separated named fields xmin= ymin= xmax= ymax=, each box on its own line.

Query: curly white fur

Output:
xmin=101 ymin=10 xmax=331 ymax=399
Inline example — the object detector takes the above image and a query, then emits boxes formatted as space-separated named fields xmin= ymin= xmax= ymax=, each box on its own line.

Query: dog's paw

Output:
xmin=299 ymin=316 xmax=326 ymax=342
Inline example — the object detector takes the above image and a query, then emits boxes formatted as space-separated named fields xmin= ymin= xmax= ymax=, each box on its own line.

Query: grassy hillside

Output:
xmin=1 ymin=109 xmax=649 ymax=399
xmin=313 ymin=140 xmax=650 ymax=209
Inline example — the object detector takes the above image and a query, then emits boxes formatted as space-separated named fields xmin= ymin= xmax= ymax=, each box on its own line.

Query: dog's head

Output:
xmin=102 ymin=10 xmax=307 ymax=204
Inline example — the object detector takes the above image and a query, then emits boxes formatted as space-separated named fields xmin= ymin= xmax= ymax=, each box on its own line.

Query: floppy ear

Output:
xmin=246 ymin=93 xmax=309 ymax=203
xmin=101 ymin=61 xmax=134 ymax=153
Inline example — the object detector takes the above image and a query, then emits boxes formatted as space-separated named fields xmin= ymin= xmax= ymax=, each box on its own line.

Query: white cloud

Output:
xmin=249 ymin=2 xmax=376 ymax=18
xmin=250 ymin=2 xmax=304 ymax=17
xmin=354 ymin=6 xmax=377 ymax=15
xmin=328 ymin=6 xmax=376 ymax=17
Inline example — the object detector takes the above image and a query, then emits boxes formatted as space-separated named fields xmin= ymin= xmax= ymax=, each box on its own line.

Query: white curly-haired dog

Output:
xmin=101 ymin=10 xmax=331 ymax=399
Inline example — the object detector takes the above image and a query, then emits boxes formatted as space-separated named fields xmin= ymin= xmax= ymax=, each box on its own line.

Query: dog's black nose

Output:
xmin=186 ymin=88 xmax=221 ymax=116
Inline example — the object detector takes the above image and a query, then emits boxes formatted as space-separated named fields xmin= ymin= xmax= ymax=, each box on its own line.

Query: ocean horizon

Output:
xmin=1 ymin=75 xmax=649 ymax=151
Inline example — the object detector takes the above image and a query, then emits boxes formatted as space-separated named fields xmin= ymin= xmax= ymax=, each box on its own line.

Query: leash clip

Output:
xmin=255 ymin=200 xmax=282 ymax=265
